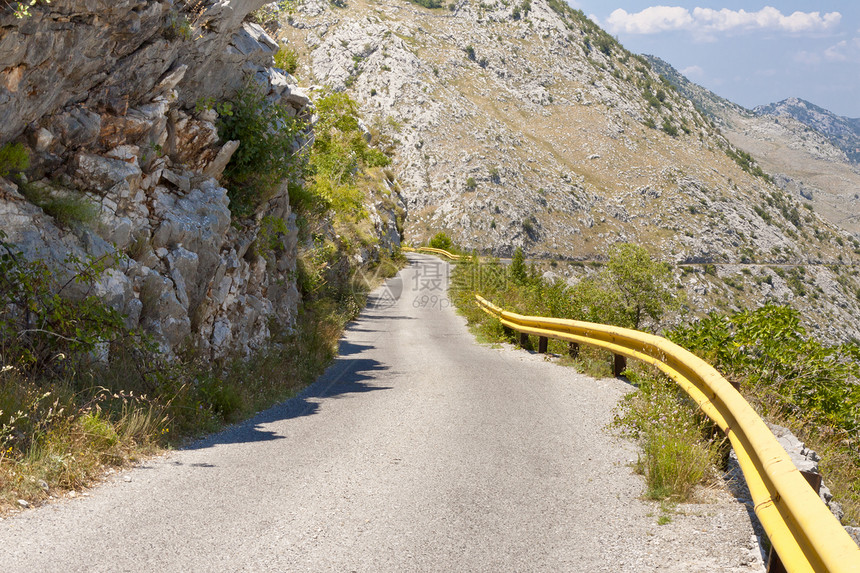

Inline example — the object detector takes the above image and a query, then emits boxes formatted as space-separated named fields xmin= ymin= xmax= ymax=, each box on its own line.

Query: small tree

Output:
xmin=604 ymin=243 xmax=676 ymax=329
xmin=429 ymin=231 xmax=453 ymax=251
xmin=510 ymin=247 xmax=528 ymax=285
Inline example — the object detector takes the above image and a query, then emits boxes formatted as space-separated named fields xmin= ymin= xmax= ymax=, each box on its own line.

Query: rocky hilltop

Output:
xmin=755 ymin=98 xmax=860 ymax=164
xmin=647 ymin=55 xmax=860 ymax=235
xmin=282 ymin=0 xmax=860 ymax=341
xmin=3 ymin=0 xmax=860 ymax=344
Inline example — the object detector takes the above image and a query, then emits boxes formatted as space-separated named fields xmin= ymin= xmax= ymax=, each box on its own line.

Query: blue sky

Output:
xmin=569 ymin=2 xmax=860 ymax=117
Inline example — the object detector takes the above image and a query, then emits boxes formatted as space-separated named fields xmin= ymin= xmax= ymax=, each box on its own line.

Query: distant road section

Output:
xmin=0 ymin=254 xmax=762 ymax=572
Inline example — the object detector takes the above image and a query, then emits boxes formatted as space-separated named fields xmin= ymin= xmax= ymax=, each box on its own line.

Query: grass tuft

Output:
xmin=613 ymin=368 xmax=725 ymax=501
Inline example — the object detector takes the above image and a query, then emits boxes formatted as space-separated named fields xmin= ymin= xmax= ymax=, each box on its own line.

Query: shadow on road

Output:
xmin=184 ymin=339 xmax=391 ymax=451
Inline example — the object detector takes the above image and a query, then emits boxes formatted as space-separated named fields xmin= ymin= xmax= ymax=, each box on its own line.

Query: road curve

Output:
xmin=0 ymin=254 xmax=762 ymax=572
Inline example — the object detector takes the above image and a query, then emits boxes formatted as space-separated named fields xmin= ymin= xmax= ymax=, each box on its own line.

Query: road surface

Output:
xmin=0 ymin=254 xmax=763 ymax=571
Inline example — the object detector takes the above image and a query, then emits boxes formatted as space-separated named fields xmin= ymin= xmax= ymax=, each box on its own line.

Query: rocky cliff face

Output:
xmin=282 ymin=0 xmax=860 ymax=342
xmin=0 ymin=0 xmax=314 ymax=357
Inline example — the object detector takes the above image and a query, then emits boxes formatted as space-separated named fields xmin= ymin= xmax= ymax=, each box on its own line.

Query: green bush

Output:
xmin=0 ymin=234 xmax=145 ymax=377
xmin=308 ymin=91 xmax=390 ymax=216
xmin=218 ymin=82 xmax=306 ymax=218
xmin=669 ymin=304 xmax=860 ymax=434
xmin=429 ymin=231 xmax=453 ymax=251
xmin=602 ymin=243 xmax=676 ymax=329
xmin=661 ymin=118 xmax=678 ymax=137
xmin=510 ymin=247 xmax=528 ymax=285
xmin=669 ymin=304 xmax=860 ymax=522
xmin=406 ymin=0 xmax=443 ymax=8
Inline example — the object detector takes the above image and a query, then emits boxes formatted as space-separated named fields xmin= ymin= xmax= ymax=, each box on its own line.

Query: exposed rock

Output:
xmin=203 ymin=140 xmax=240 ymax=180
xmin=75 ymin=153 xmax=142 ymax=195
xmin=767 ymin=423 xmax=847 ymax=524
xmin=0 ymin=1 xmax=318 ymax=359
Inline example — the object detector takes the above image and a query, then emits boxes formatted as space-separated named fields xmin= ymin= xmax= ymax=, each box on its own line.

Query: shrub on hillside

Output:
xmin=309 ymin=91 xmax=391 ymax=216
xmin=218 ymin=83 xmax=306 ymax=218
xmin=274 ymin=45 xmax=299 ymax=75
xmin=429 ymin=231 xmax=453 ymax=251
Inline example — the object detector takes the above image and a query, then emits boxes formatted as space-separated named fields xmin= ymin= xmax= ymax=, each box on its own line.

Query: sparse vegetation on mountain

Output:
xmin=725 ymin=146 xmax=771 ymax=182
xmin=274 ymin=45 xmax=299 ymax=75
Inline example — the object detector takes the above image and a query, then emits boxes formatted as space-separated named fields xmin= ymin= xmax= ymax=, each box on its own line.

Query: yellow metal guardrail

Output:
xmin=475 ymin=294 xmax=860 ymax=573
xmin=402 ymin=246 xmax=467 ymax=261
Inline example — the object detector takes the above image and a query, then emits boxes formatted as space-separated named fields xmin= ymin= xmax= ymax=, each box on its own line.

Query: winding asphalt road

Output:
xmin=0 ymin=254 xmax=761 ymax=572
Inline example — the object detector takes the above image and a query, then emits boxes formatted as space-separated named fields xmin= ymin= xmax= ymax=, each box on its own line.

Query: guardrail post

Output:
xmin=568 ymin=342 xmax=580 ymax=359
xmin=519 ymin=332 xmax=529 ymax=348
xmin=613 ymin=354 xmax=627 ymax=376
xmin=538 ymin=336 xmax=548 ymax=353
xmin=766 ymin=471 xmax=824 ymax=573
xmin=765 ymin=553 xmax=788 ymax=573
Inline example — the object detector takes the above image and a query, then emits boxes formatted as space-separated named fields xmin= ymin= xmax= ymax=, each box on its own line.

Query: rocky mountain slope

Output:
xmin=646 ymin=55 xmax=860 ymax=235
xmin=755 ymin=98 xmax=860 ymax=164
xmin=280 ymin=0 xmax=860 ymax=342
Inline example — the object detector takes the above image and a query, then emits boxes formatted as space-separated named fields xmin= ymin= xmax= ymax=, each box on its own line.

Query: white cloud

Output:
xmin=606 ymin=7 xmax=693 ymax=35
xmin=606 ymin=6 xmax=841 ymax=36
xmin=795 ymin=51 xmax=821 ymax=65
xmin=825 ymin=40 xmax=850 ymax=62
xmin=681 ymin=65 xmax=704 ymax=78
xmin=823 ymin=37 xmax=860 ymax=62
xmin=794 ymin=37 xmax=860 ymax=66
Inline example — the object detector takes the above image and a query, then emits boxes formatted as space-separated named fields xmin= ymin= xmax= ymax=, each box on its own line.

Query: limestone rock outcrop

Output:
xmin=0 ymin=1 xmax=313 ymax=357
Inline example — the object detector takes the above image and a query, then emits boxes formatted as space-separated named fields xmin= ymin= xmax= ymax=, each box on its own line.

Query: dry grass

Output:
xmin=744 ymin=389 xmax=860 ymax=526
xmin=0 ymin=250 xmax=406 ymax=515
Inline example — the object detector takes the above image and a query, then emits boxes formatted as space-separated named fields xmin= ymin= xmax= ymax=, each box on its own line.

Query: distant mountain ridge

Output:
xmin=643 ymin=55 xmax=744 ymax=125
xmin=644 ymin=54 xmax=860 ymax=235
xmin=753 ymin=98 xmax=860 ymax=163
xmin=644 ymin=55 xmax=860 ymax=164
